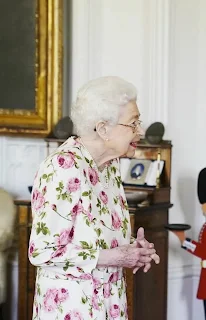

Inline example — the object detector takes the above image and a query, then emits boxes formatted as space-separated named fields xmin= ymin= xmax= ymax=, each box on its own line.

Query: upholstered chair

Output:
xmin=0 ymin=189 xmax=16 ymax=319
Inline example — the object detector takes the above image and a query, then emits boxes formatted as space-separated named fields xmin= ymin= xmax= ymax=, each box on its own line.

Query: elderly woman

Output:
xmin=29 ymin=76 xmax=160 ymax=320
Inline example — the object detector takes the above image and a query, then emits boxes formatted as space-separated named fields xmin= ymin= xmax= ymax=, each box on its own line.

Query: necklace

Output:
xmin=78 ymin=137 xmax=110 ymax=189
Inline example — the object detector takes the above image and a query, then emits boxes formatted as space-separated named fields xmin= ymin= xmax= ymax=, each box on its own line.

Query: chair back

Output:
xmin=0 ymin=188 xmax=16 ymax=304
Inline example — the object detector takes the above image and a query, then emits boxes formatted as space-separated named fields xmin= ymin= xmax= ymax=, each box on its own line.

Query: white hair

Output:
xmin=70 ymin=76 xmax=137 ymax=136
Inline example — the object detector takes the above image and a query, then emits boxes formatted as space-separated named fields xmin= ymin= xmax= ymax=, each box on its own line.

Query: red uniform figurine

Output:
xmin=171 ymin=168 xmax=206 ymax=318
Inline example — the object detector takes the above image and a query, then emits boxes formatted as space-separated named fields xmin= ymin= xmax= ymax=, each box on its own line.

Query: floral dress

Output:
xmin=29 ymin=136 xmax=131 ymax=320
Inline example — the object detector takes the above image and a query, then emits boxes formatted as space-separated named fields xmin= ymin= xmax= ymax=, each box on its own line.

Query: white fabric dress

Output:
xmin=29 ymin=137 xmax=131 ymax=320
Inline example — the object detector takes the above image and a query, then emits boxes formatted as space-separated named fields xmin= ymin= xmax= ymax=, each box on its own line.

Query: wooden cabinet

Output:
xmin=15 ymin=139 xmax=172 ymax=320
xmin=126 ymin=203 xmax=172 ymax=320
xmin=16 ymin=201 xmax=35 ymax=320
xmin=124 ymin=140 xmax=172 ymax=320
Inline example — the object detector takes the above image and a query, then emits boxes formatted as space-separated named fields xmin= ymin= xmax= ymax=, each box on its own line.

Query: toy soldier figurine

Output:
xmin=167 ymin=168 xmax=206 ymax=319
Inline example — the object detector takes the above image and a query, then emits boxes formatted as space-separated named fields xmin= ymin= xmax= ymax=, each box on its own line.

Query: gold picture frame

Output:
xmin=0 ymin=0 xmax=63 ymax=136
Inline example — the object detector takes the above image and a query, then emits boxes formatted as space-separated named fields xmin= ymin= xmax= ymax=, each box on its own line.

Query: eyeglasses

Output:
xmin=93 ymin=119 xmax=142 ymax=133
xmin=117 ymin=120 xmax=142 ymax=133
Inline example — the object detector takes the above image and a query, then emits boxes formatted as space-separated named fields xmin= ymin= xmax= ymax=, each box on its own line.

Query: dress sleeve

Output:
xmin=28 ymin=150 xmax=99 ymax=277
xmin=181 ymin=228 xmax=206 ymax=260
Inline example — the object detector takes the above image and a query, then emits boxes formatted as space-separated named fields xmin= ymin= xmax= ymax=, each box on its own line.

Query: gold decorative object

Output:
xmin=0 ymin=0 xmax=63 ymax=136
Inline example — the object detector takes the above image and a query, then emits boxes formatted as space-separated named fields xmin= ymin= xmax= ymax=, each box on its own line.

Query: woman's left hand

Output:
xmin=133 ymin=227 xmax=160 ymax=274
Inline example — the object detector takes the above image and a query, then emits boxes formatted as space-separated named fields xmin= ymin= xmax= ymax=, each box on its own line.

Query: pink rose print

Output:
xmin=109 ymin=272 xmax=119 ymax=283
xmin=88 ymin=167 xmax=99 ymax=186
xmin=111 ymin=211 xmax=122 ymax=230
xmin=93 ymin=277 xmax=101 ymax=290
xmin=29 ymin=241 xmax=35 ymax=256
xmin=32 ymin=189 xmax=45 ymax=211
xmin=65 ymin=274 xmax=76 ymax=280
xmin=67 ymin=177 xmax=81 ymax=193
xmin=43 ymin=288 xmax=69 ymax=312
xmin=76 ymin=266 xmax=83 ymax=273
xmin=55 ymin=227 xmax=74 ymax=246
xmin=86 ymin=211 xmax=93 ymax=222
xmin=71 ymin=201 xmax=83 ymax=220
xmin=51 ymin=204 xmax=57 ymax=211
xmin=43 ymin=288 xmax=59 ymax=312
xmin=92 ymin=294 xmax=100 ymax=310
xmin=64 ymin=310 xmax=83 ymax=320
xmin=103 ymin=282 xmax=111 ymax=298
xmin=111 ymin=238 xmax=119 ymax=248
xmin=99 ymin=191 xmax=108 ymax=204
xmin=79 ymin=273 xmax=92 ymax=280
xmin=109 ymin=304 xmax=120 ymax=318
xmin=57 ymin=288 xmax=69 ymax=303
xmin=36 ymin=305 xmax=38 ymax=315
xmin=84 ymin=204 xmax=93 ymax=222
xmin=51 ymin=246 xmax=67 ymax=258
xmin=119 ymin=195 xmax=125 ymax=209
xmin=57 ymin=152 xmax=75 ymax=169
xmin=42 ymin=186 xmax=47 ymax=195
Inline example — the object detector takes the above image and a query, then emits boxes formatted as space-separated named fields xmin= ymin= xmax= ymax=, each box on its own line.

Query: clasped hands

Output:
xmin=131 ymin=227 xmax=160 ymax=274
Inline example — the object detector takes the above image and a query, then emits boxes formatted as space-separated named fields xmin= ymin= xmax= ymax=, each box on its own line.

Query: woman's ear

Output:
xmin=95 ymin=121 xmax=109 ymax=140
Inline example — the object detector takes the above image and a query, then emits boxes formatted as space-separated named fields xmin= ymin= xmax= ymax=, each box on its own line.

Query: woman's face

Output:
xmin=107 ymin=100 xmax=144 ymax=158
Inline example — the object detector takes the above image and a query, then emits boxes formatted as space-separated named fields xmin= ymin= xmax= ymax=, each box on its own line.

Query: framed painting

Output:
xmin=123 ymin=159 xmax=152 ymax=186
xmin=0 ymin=0 xmax=63 ymax=136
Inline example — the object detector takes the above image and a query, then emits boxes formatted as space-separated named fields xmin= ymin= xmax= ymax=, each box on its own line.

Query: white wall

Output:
xmin=1 ymin=0 xmax=206 ymax=319
xmin=66 ymin=0 xmax=169 ymax=128
xmin=167 ymin=0 xmax=206 ymax=318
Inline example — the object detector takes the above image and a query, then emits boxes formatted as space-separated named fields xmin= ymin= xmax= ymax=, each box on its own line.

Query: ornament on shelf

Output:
xmin=52 ymin=116 xmax=73 ymax=140
xmin=145 ymin=122 xmax=165 ymax=144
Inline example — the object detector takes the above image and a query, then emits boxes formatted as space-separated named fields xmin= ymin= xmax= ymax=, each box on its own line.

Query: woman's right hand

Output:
xmin=97 ymin=243 xmax=156 ymax=269
xmin=132 ymin=227 xmax=160 ymax=273
xmin=116 ymin=242 xmax=156 ymax=268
